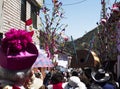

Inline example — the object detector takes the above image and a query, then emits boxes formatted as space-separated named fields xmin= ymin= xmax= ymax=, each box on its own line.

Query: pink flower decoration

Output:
xmin=2 ymin=28 xmax=33 ymax=55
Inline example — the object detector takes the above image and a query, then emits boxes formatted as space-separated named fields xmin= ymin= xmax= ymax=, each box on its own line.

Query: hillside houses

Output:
xmin=0 ymin=0 xmax=44 ymax=45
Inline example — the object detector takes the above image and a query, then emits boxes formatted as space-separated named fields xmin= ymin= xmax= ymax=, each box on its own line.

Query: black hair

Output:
xmin=72 ymin=71 xmax=78 ymax=76
xmin=50 ymin=72 xmax=64 ymax=84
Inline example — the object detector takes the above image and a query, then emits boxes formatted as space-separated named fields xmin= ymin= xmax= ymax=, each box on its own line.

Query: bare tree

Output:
xmin=39 ymin=0 xmax=68 ymax=58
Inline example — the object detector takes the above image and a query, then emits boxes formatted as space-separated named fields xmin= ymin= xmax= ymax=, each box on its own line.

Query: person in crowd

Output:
xmin=66 ymin=71 xmax=71 ymax=81
xmin=71 ymin=70 xmax=79 ymax=76
xmin=62 ymin=72 xmax=69 ymax=82
xmin=0 ymin=29 xmax=38 ymax=89
xmin=78 ymin=70 xmax=90 ymax=88
xmin=90 ymin=68 xmax=117 ymax=89
xmin=24 ymin=68 xmax=44 ymax=89
xmin=83 ymin=67 xmax=94 ymax=88
xmin=83 ymin=67 xmax=93 ymax=81
xmin=39 ymin=85 xmax=48 ymax=89
xmin=63 ymin=76 xmax=87 ymax=89
xmin=106 ymin=72 xmax=119 ymax=89
xmin=43 ymin=71 xmax=52 ymax=86
xmin=47 ymin=71 xmax=64 ymax=89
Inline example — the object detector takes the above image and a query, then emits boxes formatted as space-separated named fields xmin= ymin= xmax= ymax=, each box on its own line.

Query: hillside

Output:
xmin=74 ymin=27 xmax=98 ymax=49
xmin=64 ymin=26 xmax=99 ymax=55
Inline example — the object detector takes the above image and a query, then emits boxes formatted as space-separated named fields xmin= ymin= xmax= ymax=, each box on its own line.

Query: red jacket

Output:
xmin=53 ymin=82 xmax=63 ymax=89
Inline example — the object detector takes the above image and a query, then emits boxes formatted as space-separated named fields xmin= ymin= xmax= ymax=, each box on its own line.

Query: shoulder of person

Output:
xmin=62 ymin=82 xmax=68 ymax=89
xmin=77 ymin=82 xmax=87 ymax=89
xmin=103 ymin=83 xmax=116 ymax=89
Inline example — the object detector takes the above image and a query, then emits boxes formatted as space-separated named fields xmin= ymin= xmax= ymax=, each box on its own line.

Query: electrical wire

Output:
xmin=114 ymin=0 xmax=117 ymax=3
xmin=45 ymin=0 xmax=87 ymax=6
xmin=62 ymin=0 xmax=87 ymax=6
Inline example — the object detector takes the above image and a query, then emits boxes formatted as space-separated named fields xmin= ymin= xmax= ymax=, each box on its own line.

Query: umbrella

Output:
xmin=32 ymin=49 xmax=54 ymax=68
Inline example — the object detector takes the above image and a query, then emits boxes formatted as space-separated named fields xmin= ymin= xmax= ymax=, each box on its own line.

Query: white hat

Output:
xmin=63 ymin=76 xmax=87 ymax=89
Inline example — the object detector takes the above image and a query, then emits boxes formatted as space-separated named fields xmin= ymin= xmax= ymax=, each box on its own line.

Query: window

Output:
xmin=0 ymin=33 xmax=3 ymax=45
xmin=31 ymin=4 xmax=37 ymax=29
xmin=21 ymin=0 xmax=26 ymax=22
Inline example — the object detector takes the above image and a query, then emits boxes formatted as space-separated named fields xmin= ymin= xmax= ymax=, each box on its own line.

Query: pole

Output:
xmin=85 ymin=34 xmax=94 ymax=62
xmin=71 ymin=36 xmax=78 ymax=64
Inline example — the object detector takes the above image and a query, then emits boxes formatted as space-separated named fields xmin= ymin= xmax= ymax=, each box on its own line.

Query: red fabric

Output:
xmin=12 ymin=85 xmax=21 ymax=89
xmin=53 ymin=82 xmax=63 ymax=89
xmin=28 ymin=31 xmax=34 ymax=37
xmin=26 ymin=18 xmax=32 ymax=26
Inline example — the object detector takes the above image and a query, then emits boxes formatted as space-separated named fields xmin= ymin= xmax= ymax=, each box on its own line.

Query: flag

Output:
xmin=25 ymin=18 xmax=32 ymax=26
xmin=26 ymin=18 xmax=33 ymax=33
xmin=85 ymin=34 xmax=95 ymax=62
xmin=28 ymin=31 xmax=34 ymax=37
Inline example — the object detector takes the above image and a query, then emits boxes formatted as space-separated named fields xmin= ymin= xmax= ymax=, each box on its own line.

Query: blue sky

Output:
xmin=45 ymin=0 xmax=115 ymax=39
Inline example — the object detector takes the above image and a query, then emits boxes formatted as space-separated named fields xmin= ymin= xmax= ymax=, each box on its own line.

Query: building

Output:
xmin=0 ymin=0 xmax=44 ymax=45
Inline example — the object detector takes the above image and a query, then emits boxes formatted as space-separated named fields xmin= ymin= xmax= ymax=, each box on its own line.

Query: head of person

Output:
xmin=91 ymin=68 xmax=110 ymax=83
xmin=0 ymin=28 xmax=38 ymax=88
xmin=64 ymin=76 xmax=87 ymax=89
xmin=50 ymin=72 xmax=64 ymax=84
xmin=72 ymin=70 xmax=78 ymax=76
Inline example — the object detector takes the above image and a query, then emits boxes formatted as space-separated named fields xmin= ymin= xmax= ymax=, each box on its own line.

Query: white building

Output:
xmin=0 ymin=0 xmax=44 ymax=45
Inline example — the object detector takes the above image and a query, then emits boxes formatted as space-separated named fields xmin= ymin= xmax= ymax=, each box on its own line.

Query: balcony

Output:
xmin=28 ymin=0 xmax=44 ymax=8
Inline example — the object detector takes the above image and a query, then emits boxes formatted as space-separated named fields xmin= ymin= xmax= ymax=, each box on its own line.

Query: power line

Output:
xmin=114 ymin=0 xmax=117 ymax=3
xmin=62 ymin=0 xmax=87 ymax=6
xmin=45 ymin=0 xmax=87 ymax=6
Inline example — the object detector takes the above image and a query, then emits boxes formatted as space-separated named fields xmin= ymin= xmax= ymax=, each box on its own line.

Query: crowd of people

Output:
xmin=0 ymin=29 xmax=119 ymax=89
xmin=24 ymin=66 xmax=119 ymax=89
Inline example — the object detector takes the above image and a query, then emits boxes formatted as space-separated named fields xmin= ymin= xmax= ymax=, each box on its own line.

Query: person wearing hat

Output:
xmin=63 ymin=76 xmax=87 ymax=89
xmin=91 ymin=68 xmax=116 ymax=89
xmin=0 ymin=28 xmax=38 ymax=89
